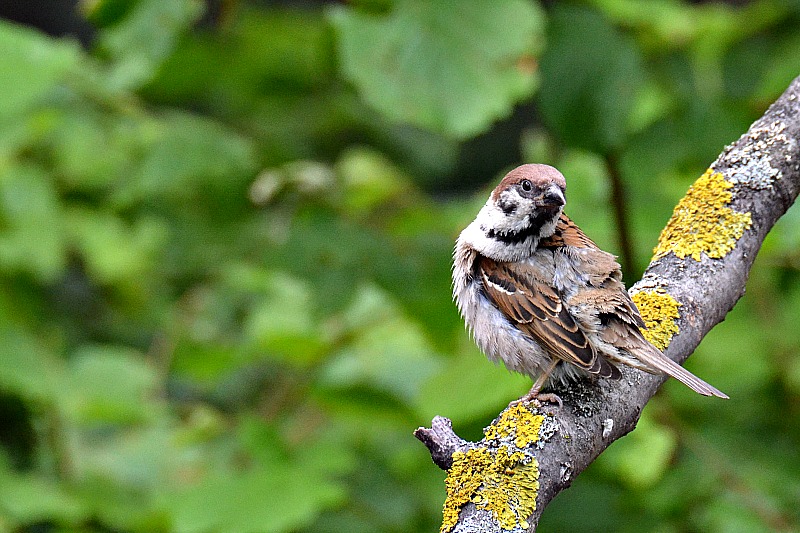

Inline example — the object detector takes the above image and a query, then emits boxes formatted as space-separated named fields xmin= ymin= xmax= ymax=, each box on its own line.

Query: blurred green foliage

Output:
xmin=0 ymin=0 xmax=799 ymax=531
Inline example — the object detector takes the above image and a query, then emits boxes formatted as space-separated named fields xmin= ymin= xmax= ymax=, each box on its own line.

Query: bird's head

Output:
xmin=458 ymin=164 xmax=567 ymax=261
xmin=491 ymin=164 xmax=566 ymax=224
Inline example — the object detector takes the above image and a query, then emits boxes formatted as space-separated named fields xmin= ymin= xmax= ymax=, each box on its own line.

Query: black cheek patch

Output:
xmin=498 ymin=198 xmax=517 ymax=215
xmin=485 ymin=210 xmax=558 ymax=245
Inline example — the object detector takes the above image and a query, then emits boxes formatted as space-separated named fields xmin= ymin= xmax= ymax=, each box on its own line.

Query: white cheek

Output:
xmin=492 ymin=195 xmax=533 ymax=231
xmin=456 ymin=202 xmax=544 ymax=262
xmin=481 ymin=203 xmax=512 ymax=231
xmin=457 ymin=217 xmax=508 ymax=260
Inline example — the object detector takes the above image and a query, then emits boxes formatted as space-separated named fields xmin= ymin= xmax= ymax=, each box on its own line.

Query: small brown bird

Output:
xmin=453 ymin=164 xmax=727 ymax=402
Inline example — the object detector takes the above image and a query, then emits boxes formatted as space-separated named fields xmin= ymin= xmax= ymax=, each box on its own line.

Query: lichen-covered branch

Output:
xmin=415 ymin=75 xmax=800 ymax=532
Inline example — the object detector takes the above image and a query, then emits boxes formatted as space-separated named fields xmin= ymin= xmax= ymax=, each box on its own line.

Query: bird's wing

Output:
xmin=479 ymin=256 xmax=619 ymax=378
xmin=539 ymin=214 xmax=599 ymax=249
xmin=543 ymin=214 xmax=646 ymax=329
xmin=542 ymin=216 xmax=727 ymax=397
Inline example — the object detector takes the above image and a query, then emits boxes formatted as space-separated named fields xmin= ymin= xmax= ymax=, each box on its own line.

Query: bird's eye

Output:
xmin=520 ymin=179 xmax=532 ymax=192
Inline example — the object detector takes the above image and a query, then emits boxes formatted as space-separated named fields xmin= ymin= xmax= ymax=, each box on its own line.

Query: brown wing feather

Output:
xmin=479 ymin=257 xmax=618 ymax=378
xmin=539 ymin=214 xmax=599 ymax=249
xmin=544 ymin=214 xmax=645 ymax=328
xmin=479 ymin=213 xmax=726 ymax=397
xmin=545 ymin=219 xmax=727 ymax=397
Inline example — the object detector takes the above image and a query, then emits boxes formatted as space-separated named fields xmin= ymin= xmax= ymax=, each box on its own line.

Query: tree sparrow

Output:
xmin=453 ymin=164 xmax=728 ymax=403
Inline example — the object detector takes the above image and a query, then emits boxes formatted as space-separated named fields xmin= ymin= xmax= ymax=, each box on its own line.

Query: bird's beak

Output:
xmin=539 ymin=185 xmax=565 ymax=208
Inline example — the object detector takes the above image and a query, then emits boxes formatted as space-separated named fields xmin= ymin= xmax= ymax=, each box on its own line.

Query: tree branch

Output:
xmin=416 ymin=75 xmax=800 ymax=532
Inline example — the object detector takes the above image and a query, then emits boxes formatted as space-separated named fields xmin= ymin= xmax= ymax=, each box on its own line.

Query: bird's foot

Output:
xmin=509 ymin=391 xmax=563 ymax=409
xmin=534 ymin=392 xmax=563 ymax=408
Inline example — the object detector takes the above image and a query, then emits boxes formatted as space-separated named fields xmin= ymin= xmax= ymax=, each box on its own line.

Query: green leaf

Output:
xmin=170 ymin=342 xmax=246 ymax=387
xmin=597 ymin=411 xmax=677 ymax=488
xmin=169 ymin=470 xmax=344 ymax=533
xmin=415 ymin=345 xmax=530 ymax=423
xmin=112 ymin=113 xmax=256 ymax=207
xmin=538 ymin=4 xmax=645 ymax=152
xmin=335 ymin=147 xmax=413 ymax=215
xmin=65 ymin=345 xmax=159 ymax=424
xmin=144 ymin=7 xmax=336 ymax=105
xmin=0 ymin=469 xmax=87 ymax=527
xmin=46 ymin=109 xmax=142 ymax=192
xmin=320 ymin=284 xmax=443 ymax=402
xmin=329 ymin=0 xmax=543 ymax=138
xmin=699 ymin=495 xmax=774 ymax=533
xmin=67 ymin=208 xmax=168 ymax=286
xmin=84 ymin=0 xmax=139 ymax=28
xmin=218 ymin=265 xmax=329 ymax=366
xmin=0 ymin=322 xmax=63 ymax=404
xmin=166 ymin=423 xmax=347 ymax=533
xmin=97 ymin=0 xmax=205 ymax=90
xmin=0 ymin=164 xmax=67 ymax=281
xmin=0 ymin=21 xmax=80 ymax=118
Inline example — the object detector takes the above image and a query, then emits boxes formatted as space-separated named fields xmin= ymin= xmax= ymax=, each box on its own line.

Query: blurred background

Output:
xmin=0 ymin=0 xmax=799 ymax=531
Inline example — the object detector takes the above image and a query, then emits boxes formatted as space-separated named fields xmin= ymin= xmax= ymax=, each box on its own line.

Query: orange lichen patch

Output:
xmin=631 ymin=289 xmax=681 ymax=351
xmin=653 ymin=169 xmax=752 ymax=261
xmin=441 ymin=446 xmax=539 ymax=532
xmin=484 ymin=403 xmax=545 ymax=449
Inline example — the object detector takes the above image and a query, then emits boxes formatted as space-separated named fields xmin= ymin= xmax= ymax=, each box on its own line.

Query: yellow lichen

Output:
xmin=483 ymin=403 xmax=545 ymax=449
xmin=631 ymin=289 xmax=681 ymax=351
xmin=653 ymin=169 xmax=752 ymax=261
xmin=441 ymin=448 xmax=489 ymax=532
xmin=472 ymin=447 xmax=539 ymax=530
xmin=441 ymin=446 xmax=539 ymax=532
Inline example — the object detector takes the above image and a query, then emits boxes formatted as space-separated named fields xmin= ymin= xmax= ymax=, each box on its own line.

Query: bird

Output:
xmin=452 ymin=163 xmax=728 ymax=403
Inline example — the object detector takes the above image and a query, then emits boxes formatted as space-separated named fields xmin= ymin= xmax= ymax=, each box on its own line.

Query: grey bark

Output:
xmin=415 ymin=75 xmax=800 ymax=531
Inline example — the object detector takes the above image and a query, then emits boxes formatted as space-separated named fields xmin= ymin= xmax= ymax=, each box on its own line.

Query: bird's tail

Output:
xmin=641 ymin=344 xmax=728 ymax=399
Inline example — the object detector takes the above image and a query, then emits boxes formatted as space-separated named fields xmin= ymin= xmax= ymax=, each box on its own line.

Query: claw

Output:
xmin=533 ymin=392 xmax=562 ymax=408
xmin=509 ymin=391 xmax=562 ymax=408
xmin=509 ymin=359 xmax=562 ymax=408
